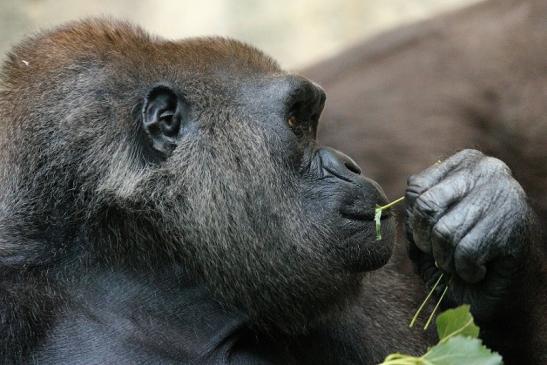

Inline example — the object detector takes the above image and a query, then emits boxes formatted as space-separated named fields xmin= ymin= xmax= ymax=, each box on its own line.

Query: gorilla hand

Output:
xmin=405 ymin=149 xmax=534 ymax=320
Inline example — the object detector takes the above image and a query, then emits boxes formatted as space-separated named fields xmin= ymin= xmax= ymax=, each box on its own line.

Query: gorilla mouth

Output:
xmin=341 ymin=207 xmax=391 ymax=222
xmin=339 ymin=186 xmax=392 ymax=223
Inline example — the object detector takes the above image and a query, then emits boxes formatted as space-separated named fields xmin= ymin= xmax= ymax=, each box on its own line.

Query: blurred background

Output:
xmin=1 ymin=0 xmax=479 ymax=69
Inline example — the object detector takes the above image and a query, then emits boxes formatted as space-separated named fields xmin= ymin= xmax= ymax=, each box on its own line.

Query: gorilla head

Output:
xmin=0 ymin=19 xmax=395 ymax=335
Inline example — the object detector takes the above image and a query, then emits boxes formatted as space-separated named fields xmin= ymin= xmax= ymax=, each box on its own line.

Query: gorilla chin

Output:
xmin=343 ymin=214 xmax=396 ymax=273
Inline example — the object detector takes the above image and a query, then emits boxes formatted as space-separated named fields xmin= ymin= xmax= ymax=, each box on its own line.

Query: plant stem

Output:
xmin=378 ymin=355 xmax=421 ymax=365
xmin=423 ymin=283 xmax=449 ymax=330
xmin=377 ymin=196 xmax=405 ymax=211
xmin=439 ymin=318 xmax=474 ymax=344
xmin=375 ymin=196 xmax=405 ymax=241
xmin=409 ymin=273 xmax=444 ymax=328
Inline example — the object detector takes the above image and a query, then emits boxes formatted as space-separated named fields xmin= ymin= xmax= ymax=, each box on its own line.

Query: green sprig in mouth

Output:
xmin=374 ymin=196 xmax=405 ymax=240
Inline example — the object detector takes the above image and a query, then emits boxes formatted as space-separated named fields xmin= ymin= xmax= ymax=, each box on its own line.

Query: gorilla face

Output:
xmin=1 ymin=20 xmax=395 ymax=334
xmin=140 ymin=75 xmax=394 ymax=271
xmin=133 ymin=60 xmax=396 ymax=330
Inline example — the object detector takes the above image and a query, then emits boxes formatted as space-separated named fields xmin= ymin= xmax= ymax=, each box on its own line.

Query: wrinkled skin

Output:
xmin=0 ymin=19 xmax=544 ymax=365
xmin=406 ymin=150 xmax=534 ymax=320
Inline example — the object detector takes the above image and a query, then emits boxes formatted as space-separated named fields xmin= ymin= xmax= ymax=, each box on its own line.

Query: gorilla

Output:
xmin=0 ymin=19 xmax=545 ymax=364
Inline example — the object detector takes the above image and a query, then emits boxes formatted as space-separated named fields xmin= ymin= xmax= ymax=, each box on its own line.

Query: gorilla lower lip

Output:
xmin=375 ymin=196 xmax=405 ymax=240
xmin=342 ymin=210 xmax=387 ymax=222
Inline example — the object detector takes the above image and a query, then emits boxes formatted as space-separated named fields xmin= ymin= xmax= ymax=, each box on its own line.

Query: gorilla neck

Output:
xmin=37 ymin=265 xmax=255 ymax=362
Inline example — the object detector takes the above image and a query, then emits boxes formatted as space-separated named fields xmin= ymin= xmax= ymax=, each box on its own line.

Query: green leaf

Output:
xmin=379 ymin=306 xmax=503 ymax=365
xmin=375 ymin=207 xmax=382 ymax=240
xmin=436 ymin=305 xmax=479 ymax=342
xmin=422 ymin=336 xmax=503 ymax=365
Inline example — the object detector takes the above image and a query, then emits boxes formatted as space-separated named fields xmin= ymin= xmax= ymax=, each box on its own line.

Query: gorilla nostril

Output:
xmin=344 ymin=161 xmax=361 ymax=175
xmin=318 ymin=147 xmax=363 ymax=181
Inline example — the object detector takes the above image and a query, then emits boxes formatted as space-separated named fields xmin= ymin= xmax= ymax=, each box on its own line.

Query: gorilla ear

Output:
xmin=142 ymin=84 xmax=186 ymax=157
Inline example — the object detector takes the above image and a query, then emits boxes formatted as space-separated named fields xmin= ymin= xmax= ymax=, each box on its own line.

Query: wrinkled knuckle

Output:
xmin=406 ymin=176 xmax=428 ymax=202
xmin=459 ymin=149 xmax=483 ymax=160
xmin=432 ymin=220 xmax=452 ymax=241
xmin=456 ymin=244 xmax=478 ymax=265
xmin=482 ymin=156 xmax=511 ymax=176
xmin=513 ymin=183 xmax=527 ymax=200
xmin=407 ymin=174 xmax=425 ymax=189
xmin=415 ymin=193 xmax=440 ymax=216
xmin=507 ymin=183 xmax=527 ymax=210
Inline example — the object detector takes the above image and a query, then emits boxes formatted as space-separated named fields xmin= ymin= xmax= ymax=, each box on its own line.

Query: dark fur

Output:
xmin=0 ymin=17 xmax=544 ymax=364
xmin=0 ymin=19 xmax=398 ymax=364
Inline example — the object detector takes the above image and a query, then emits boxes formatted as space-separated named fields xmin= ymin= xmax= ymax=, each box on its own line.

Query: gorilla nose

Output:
xmin=317 ymin=147 xmax=362 ymax=181
xmin=285 ymin=76 xmax=326 ymax=137
xmin=318 ymin=147 xmax=390 ymax=211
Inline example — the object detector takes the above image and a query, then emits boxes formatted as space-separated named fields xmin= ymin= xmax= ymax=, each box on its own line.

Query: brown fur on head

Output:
xmin=0 ymin=18 xmax=393 ymax=337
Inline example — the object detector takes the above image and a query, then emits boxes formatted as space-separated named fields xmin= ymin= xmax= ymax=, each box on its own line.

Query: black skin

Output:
xmin=0 ymin=19 xmax=544 ymax=364
xmin=407 ymin=151 xmax=532 ymax=318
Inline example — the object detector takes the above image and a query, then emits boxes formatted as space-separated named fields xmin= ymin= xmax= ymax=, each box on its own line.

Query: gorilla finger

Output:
xmin=431 ymin=230 xmax=455 ymax=273
xmin=408 ymin=208 xmax=433 ymax=253
xmin=408 ymin=176 xmax=471 ymax=254
xmin=407 ymin=187 xmax=448 ymax=253
xmin=406 ymin=149 xmax=483 ymax=205
xmin=430 ymin=198 xmax=483 ymax=274
xmin=414 ymin=174 xmax=471 ymax=220
xmin=454 ymin=245 xmax=487 ymax=284
xmin=453 ymin=225 xmax=497 ymax=284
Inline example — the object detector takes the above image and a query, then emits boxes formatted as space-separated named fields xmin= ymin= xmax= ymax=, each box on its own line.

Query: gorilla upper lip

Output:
xmin=323 ymin=166 xmax=353 ymax=183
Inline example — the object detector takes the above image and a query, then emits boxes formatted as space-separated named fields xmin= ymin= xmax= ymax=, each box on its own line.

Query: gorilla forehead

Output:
xmin=1 ymin=18 xmax=295 ymax=155
xmin=1 ymin=18 xmax=291 ymax=158
xmin=4 ymin=18 xmax=282 ymax=83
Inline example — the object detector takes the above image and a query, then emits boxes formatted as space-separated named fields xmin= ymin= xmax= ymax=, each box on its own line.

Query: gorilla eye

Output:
xmin=142 ymin=84 xmax=189 ymax=158
xmin=287 ymin=114 xmax=314 ymax=138
xmin=287 ymin=115 xmax=298 ymax=129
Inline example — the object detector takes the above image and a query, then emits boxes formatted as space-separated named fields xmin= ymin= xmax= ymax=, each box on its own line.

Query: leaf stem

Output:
xmin=377 ymin=196 xmax=405 ymax=211
xmin=423 ymin=283 xmax=449 ymax=330
xmin=409 ymin=273 xmax=444 ymax=328
xmin=378 ymin=354 xmax=420 ymax=365
xmin=439 ymin=318 xmax=474 ymax=344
